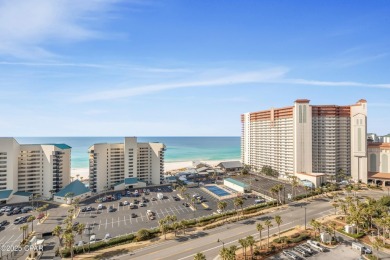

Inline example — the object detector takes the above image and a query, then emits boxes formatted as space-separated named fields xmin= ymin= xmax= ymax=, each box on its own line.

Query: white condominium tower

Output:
xmin=88 ymin=137 xmax=165 ymax=193
xmin=0 ymin=138 xmax=71 ymax=199
xmin=241 ymin=99 xmax=368 ymax=182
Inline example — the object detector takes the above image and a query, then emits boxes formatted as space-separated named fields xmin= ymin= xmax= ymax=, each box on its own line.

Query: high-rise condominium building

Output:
xmin=241 ymin=99 xmax=368 ymax=183
xmin=367 ymin=133 xmax=390 ymax=186
xmin=0 ymin=138 xmax=71 ymax=201
xmin=88 ymin=137 xmax=165 ymax=193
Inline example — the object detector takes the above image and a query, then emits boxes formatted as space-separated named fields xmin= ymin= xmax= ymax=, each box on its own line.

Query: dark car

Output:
xmin=142 ymin=199 xmax=148 ymax=203
xmin=151 ymin=197 xmax=157 ymax=201
xmin=6 ymin=211 xmax=13 ymax=216
xmin=173 ymin=196 xmax=180 ymax=201
xmin=86 ymin=206 xmax=92 ymax=211
xmin=119 ymin=202 xmax=124 ymax=206
xmin=108 ymin=206 xmax=115 ymax=212
xmin=21 ymin=208 xmax=31 ymax=213
xmin=81 ymin=207 xmax=87 ymax=212
xmin=13 ymin=209 xmax=21 ymax=214
xmin=72 ymin=222 xmax=79 ymax=230
xmin=183 ymin=203 xmax=190 ymax=207
xmin=0 ymin=220 xmax=9 ymax=226
xmin=131 ymin=213 xmax=137 ymax=218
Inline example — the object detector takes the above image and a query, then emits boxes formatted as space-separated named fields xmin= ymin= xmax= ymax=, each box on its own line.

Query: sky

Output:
xmin=0 ymin=0 xmax=389 ymax=136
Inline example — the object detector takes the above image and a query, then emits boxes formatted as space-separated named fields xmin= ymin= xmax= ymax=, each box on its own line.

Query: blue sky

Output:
xmin=0 ymin=0 xmax=389 ymax=136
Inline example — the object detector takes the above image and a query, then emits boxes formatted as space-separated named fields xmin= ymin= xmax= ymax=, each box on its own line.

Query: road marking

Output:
xmin=136 ymin=218 xmax=138 ymax=223
xmin=118 ymin=216 xmax=120 ymax=227
xmin=124 ymin=215 xmax=126 ymax=225
xmin=160 ymin=209 xmax=166 ymax=217
xmin=98 ymin=219 xmax=101 ymax=230
xmin=112 ymin=217 xmax=114 ymax=228
xmin=105 ymin=219 xmax=108 ymax=229
xmin=3 ymin=234 xmax=14 ymax=245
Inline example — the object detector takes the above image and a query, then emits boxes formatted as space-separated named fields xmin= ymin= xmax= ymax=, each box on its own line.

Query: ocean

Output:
xmin=15 ymin=137 xmax=241 ymax=169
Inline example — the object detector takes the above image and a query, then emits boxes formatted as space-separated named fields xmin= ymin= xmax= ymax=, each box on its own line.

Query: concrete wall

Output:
xmin=224 ymin=180 xmax=245 ymax=193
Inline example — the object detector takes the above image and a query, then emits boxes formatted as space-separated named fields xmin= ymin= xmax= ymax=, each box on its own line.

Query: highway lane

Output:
xmin=114 ymin=197 xmax=334 ymax=260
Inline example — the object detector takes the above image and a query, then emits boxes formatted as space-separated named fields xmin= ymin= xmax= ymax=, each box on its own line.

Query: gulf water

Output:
xmin=16 ymin=137 xmax=240 ymax=169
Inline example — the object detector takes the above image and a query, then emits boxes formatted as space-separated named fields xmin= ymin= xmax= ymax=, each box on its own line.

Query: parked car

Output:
xmin=86 ymin=206 xmax=92 ymax=211
xmin=0 ymin=220 xmax=9 ymax=226
xmin=139 ymin=203 xmax=146 ymax=207
xmin=299 ymin=244 xmax=313 ymax=254
xmin=14 ymin=217 xmax=24 ymax=224
xmin=104 ymin=233 xmax=111 ymax=240
xmin=293 ymin=246 xmax=309 ymax=257
xmin=131 ymin=213 xmax=137 ymax=218
xmin=90 ymin=235 xmax=96 ymax=243
xmin=173 ymin=196 xmax=180 ymax=201
xmin=119 ymin=201 xmax=124 ymax=206
xmin=81 ymin=207 xmax=87 ymax=212
xmin=97 ymin=204 xmax=103 ymax=210
xmin=183 ymin=203 xmax=190 ymax=207
xmin=36 ymin=213 xmax=45 ymax=219
xmin=6 ymin=211 xmax=13 ymax=216
xmin=151 ymin=197 xmax=157 ymax=201
xmin=108 ymin=206 xmax=115 ymax=212
xmin=123 ymin=201 xmax=129 ymax=206
xmin=73 ymin=222 xmax=79 ymax=230
xmin=282 ymin=250 xmax=299 ymax=259
xmin=76 ymin=241 xmax=84 ymax=247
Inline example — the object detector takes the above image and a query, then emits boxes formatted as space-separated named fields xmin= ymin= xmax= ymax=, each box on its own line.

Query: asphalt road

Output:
xmin=113 ymin=189 xmax=390 ymax=260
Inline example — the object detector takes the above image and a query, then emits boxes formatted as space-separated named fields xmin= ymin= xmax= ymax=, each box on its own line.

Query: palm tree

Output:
xmin=219 ymin=247 xmax=230 ymax=260
xmin=233 ymin=197 xmax=244 ymax=220
xmin=328 ymin=222 xmax=337 ymax=241
xmin=218 ymin=201 xmax=227 ymax=221
xmin=27 ymin=215 xmax=36 ymax=233
xmin=228 ymin=245 xmax=237 ymax=260
xmin=180 ymin=220 xmax=188 ymax=235
xmin=332 ymin=203 xmax=339 ymax=215
xmin=310 ymin=219 xmax=321 ymax=238
xmin=63 ymin=232 xmax=75 ymax=260
xmin=20 ymin=224 xmax=28 ymax=240
xmin=274 ymin=215 xmax=283 ymax=239
xmin=290 ymin=176 xmax=299 ymax=200
xmin=64 ymin=192 xmax=75 ymax=204
xmin=160 ymin=224 xmax=169 ymax=240
xmin=52 ymin=225 xmax=63 ymax=257
xmin=172 ymin=222 xmax=180 ymax=237
xmin=238 ymin=238 xmax=247 ymax=259
xmin=256 ymin=223 xmax=264 ymax=249
xmin=76 ymin=174 xmax=80 ymax=180
xmin=246 ymin=235 xmax=255 ymax=258
xmin=76 ymin=223 xmax=86 ymax=252
xmin=194 ymin=252 xmax=206 ymax=260
xmin=264 ymin=219 xmax=273 ymax=249
xmin=270 ymin=186 xmax=278 ymax=206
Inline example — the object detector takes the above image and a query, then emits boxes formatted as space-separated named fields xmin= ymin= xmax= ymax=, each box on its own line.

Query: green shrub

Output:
xmin=338 ymin=229 xmax=365 ymax=239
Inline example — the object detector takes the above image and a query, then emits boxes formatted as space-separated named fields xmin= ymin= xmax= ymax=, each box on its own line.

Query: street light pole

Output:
xmin=217 ymin=239 xmax=225 ymax=249
xmin=301 ymin=206 xmax=307 ymax=230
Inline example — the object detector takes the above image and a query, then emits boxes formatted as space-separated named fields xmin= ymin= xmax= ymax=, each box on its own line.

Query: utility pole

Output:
xmin=217 ymin=238 xmax=225 ymax=249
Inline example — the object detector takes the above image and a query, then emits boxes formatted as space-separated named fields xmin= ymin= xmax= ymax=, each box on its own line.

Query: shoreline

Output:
xmin=71 ymin=158 xmax=241 ymax=180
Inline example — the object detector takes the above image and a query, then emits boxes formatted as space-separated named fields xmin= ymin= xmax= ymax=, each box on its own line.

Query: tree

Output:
xmin=310 ymin=219 xmax=321 ymax=238
xmin=76 ymin=223 xmax=86 ymax=252
xmin=194 ymin=252 xmax=206 ymax=260
xmin=290 ymin=176 xmax=299 ymax=200
xmin=136 ymin=229 xmax=150 ymax=241
xmin=219 ymin=247 xmax=230 ymax=260
xmin=233 ymin=197 xmax=244 ymax=220
xmin=264 ymin=220 xmax=273 ymax=249
xmin=256 ymin=223 xmax=264 ymax=249
xmin=27 ymin=215 xmax=36 ymax=233
xmin=63 ymin=232 xmax=75 ymax=260
xmin=64 ymin=192 xmax=75 ymax=204
xmin=160 ymin=224 xmax=169 ymax=240
xmin=172 ymin=222 xmax=180 ymax=237
xmin=238 ymin=238 xmax=247 ymax=259
xmin=20 ymin=224 xmax=28 ymax=240
xmin=246 ymin=235 xmax=255 ymax=258
xmin=52 ymin=225 xmax=63 ymax=257
xmin=274 ymin=215 xmax=283 ymax=239
xmin=218 ymin=201 xmax=228 ymax=222
xmin=328 ymin=222 xmax=337 ymax=241
xmin=332 ymin=203 xmax=339 ymax=215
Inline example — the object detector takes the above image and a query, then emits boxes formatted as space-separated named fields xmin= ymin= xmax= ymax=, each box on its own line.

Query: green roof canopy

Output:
xmin=55 ymin=180 xmax=90 ymax=197
xmin=0 ymin=190 xmax=13 ymax=200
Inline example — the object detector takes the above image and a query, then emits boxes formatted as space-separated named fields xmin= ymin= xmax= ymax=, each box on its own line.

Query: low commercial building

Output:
xmin=53 ymin=180 xmax=91 ymax=204
xmin=113 ymin=177 xmax=146 ymax=190
xmin=224 ymin=178 xmax=250 ymax=193
xmin=295 ymin=172 xmax=327 ymax=188
xmin=217 ymin=161 xmax=243 ymax=172
xmin=367 ymin=135 xmax=390 ymax=186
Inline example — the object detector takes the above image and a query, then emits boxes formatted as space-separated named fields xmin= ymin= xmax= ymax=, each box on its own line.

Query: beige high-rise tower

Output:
xmin=241 ymin=99 xmax=368 ymax=183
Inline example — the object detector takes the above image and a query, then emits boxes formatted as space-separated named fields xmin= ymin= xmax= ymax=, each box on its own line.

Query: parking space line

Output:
xmin=3 ymin=234 xmax=14 ymax=245
xmin=105 ymin=219 xmax=108 ymax=229
xmin=160 ymin=208 xmax=166 ymax=217
xmin=136 ymin=218 xmax=139 ymax=223
xmin=112 ymin=217 xmax=114 ymax=228
xmin=118 ymin=216 xmax=120 ymax=227
xmin=124 ymin=215 xmax=126 ymax=225
xmin=98 ymin=219 xmax=101 ymax=230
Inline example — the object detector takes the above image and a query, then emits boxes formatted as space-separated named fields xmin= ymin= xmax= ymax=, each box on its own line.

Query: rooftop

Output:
xmin=224 ymin=178 xmax=248 ymax=188
xmin=0 ymin=190 xmax=13 ymax=200
xmin=55 ymin=180 xmax=90 ymax=197
xmin=217 ymin=161 xmax=243 ymax=169
xmin=13 ymin=191 xmax=32 ymax=197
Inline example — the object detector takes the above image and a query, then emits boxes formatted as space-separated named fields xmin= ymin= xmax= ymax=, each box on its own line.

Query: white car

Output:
xmin=217 ymin=209 xmax=223 ymax=214
xmin=104 ymin=233 xmax=111 ymax=240
xmin=123 ymin=201 xmax=129 ymax=206
xmin=97 ymin=204 xmax=103 ymax=210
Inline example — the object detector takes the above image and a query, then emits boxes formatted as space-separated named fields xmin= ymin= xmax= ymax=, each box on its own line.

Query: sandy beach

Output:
xmin=71 ymin=158 xmax=241 ymax=180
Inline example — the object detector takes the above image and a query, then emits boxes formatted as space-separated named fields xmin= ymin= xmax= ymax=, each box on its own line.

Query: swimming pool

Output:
xmin=205 ymin=185 xmax=230 ymax=197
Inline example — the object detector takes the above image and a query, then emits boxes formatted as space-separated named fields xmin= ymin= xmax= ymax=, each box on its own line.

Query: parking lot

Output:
xmin=269 ymin=241 xmax=362 ymax=260
xmin=75 ymin=185 xmax=262 ymax=242
xmin=237 ymin=174 xmax=307 ymax=201
xmin=0 ymin=203 xmax=41 ymax=249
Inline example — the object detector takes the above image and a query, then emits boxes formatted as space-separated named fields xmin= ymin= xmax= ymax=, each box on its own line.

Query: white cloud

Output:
xmin=0 ymin=0 xmax=121 ymax=59
xmin=72 ymin=67 xmax=289 ymax=102
xmin=275 ymin=78 xmax=390 ymax=88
